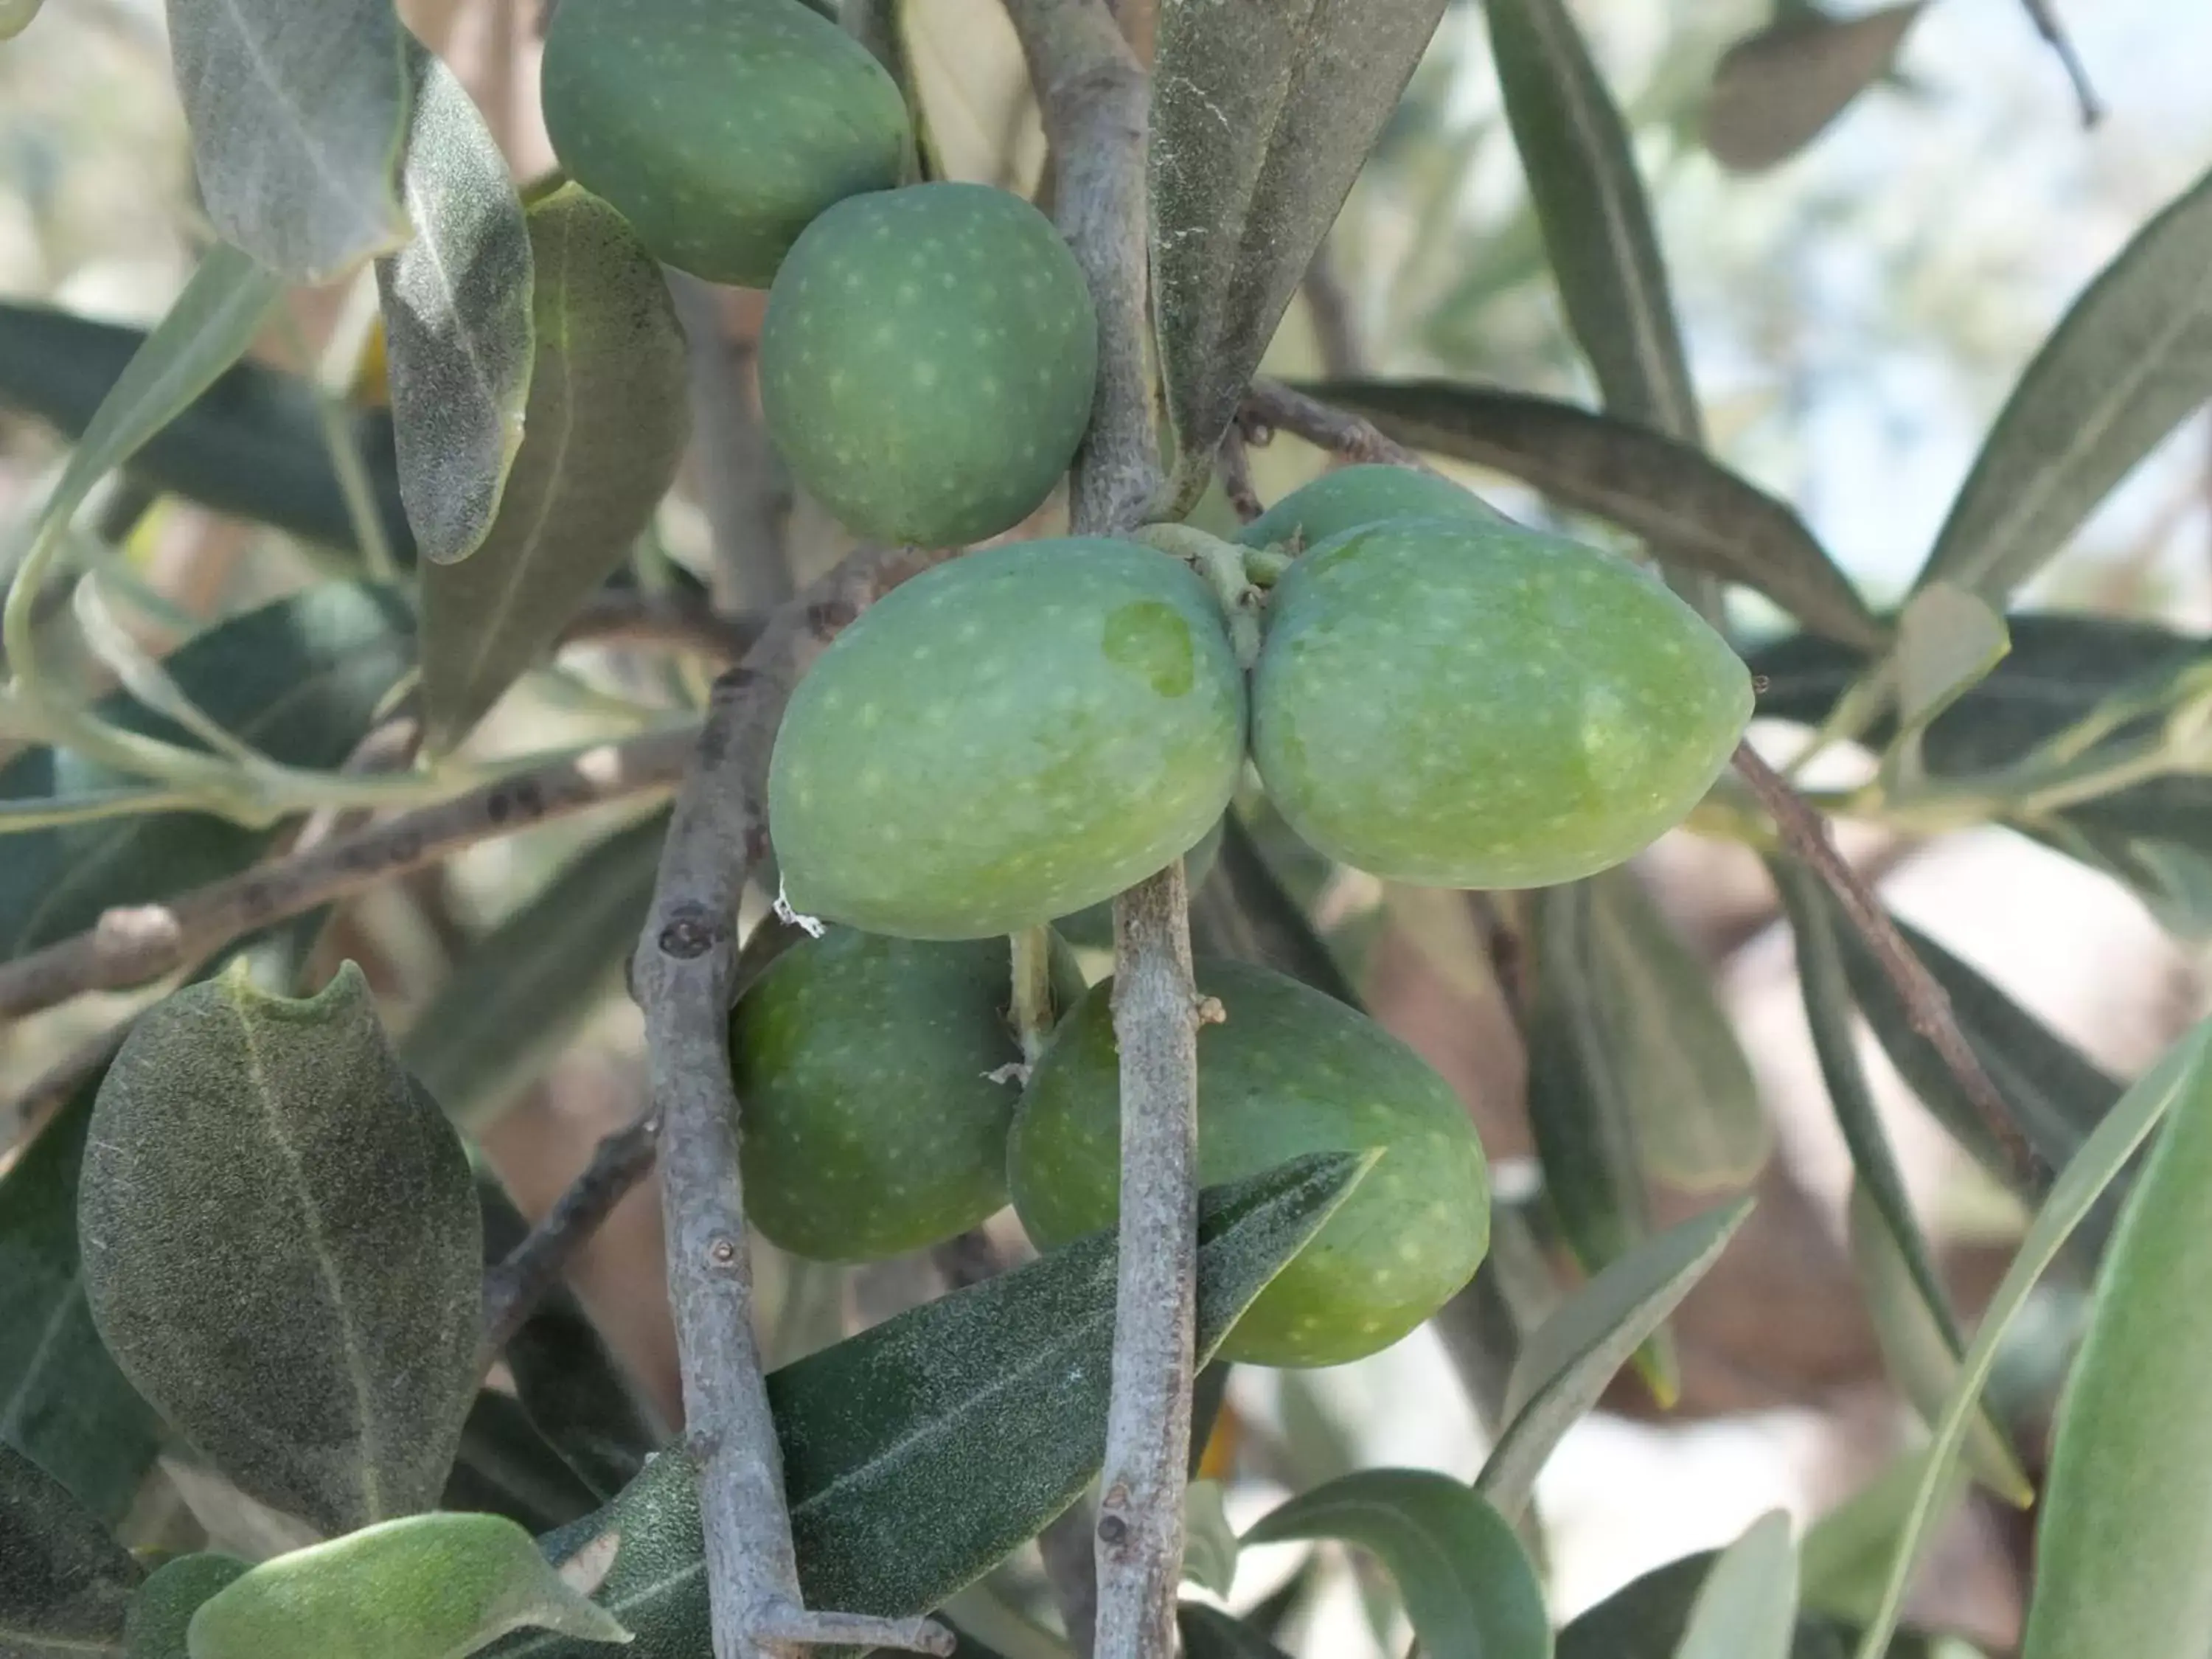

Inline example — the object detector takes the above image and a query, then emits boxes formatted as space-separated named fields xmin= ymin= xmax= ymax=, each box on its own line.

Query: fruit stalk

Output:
xmin=1006 ymin=2 xmax=1206 ymax=1655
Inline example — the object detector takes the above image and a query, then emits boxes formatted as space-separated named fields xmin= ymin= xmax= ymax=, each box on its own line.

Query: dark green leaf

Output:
xmin=1851 ymin=1022 xmax=2212 ymax=1658
xmin=476 ymin=1176 xmax=661 ymax=1504
xmin=1558 ymin=1553 xmax=1848 ymax=1659
xmin=0 ymin=1074 xmax=161 ymax=1526
xmin=1243 ymin=1470 xmax=1549 ymax=1659
xmin=188 ymin=1512 xmax=628 ymax=1658
xmin=1190 ymin=809 xmax=1360 ymax=1006
xmin=1150 ymin=0 xmax=1447 ymax=489
xmin=1580 ymin=866 xmax=1769 ymax=1191
xmin=1478 ymin=1197 xmax=1752 ymax=1519
xmin=419 ymin=184 xmax=689 ymax=752
xmin=122 ymin=1553 xmax=250 ymax=1659
xmin=166 ymin=0 xmax=411 ymax=282
xmin=1703 ymin=6 xmax=1925 ymax=173
xmin=1914 ymin=161 xmax=2212 ymax=604
xmin=405 ymin=810 xmax=669 ymax=1131
xmin=1674 ymin=1511 xmax=1799 ymax=1659
xmin=1177 ymin=1603 xmax=1295 ymax=1659
xmin=1486 ymin=0 xmax=1698 ymax=441
xmin=1298 ymin=380 xmax=1881 ymax=647
xmin=0 ymin=1443 xmax=139 ymax=1658
xmin=494 ymin=1154 xmax=1371 ymax=1659
xmin=377 ymin=34 xmax=534 ymax=566
xmin=443 ymin=1392 xmax=605 ymax=1535
xmin=2020 ymin=1009 xmax=2212 ymax=1659
xmin=79 ymin=964 xmax=481 ymax=1537
xmin=1 ymin=582 xmax=416 ymax=960
xmin=0 ymin=302 xmax=411 ymax=557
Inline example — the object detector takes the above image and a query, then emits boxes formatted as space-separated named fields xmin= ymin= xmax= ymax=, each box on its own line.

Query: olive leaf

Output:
xmin=1672 ymin=1512 xmax=1801 ymax=1659
xmin=1189 ymin=810 xmax=1360 ymax=1007
xmin=1913 ymin=159 xmax=2212 ymax=605
xmin=1485 ymin=0 xmax=1699 ymax=442
xmin=1180 ymin=1480 xmax=1239 ymax=1600
xmin=119 ymin=1553 xmax=251 ymax=1659
xmin=375 ymin=33 xmax=534 ymax=566
xmin=491 ymin=1153 xmax=1370 ymax=1659
xmin=1559 ymin=1551 xmax=1855 ymax=1659
xmin=1242 ymin=1471 xmax=1549 ymax=1659
xmin=1703 ymin=4 xmax=1924 ymax=174
xmin=0 ymin=1443 xmax=141 ymax=1658
xmin=0 ymin=301 xmax=410 ymax=558
xmin=1846 ymin=1186 xmax=2032 ymax=1507
xmin=1177 ymin=1604 xmax=1296 ymax=1659
xmin=404 ymin=811 xmax=670 ymax=1133
xmin=0 ymin=0 xmax=42 ymax=41
xmin=1796 ymin=1452 xmax=1957 ymax=1629
xmin=1579 ymin=866 xmax=1770 ymax=1191
xmin=1887 ymin=583 xmax=2008 ymax=785
xmin=1851 ymin=1020 xmax=2212 ymax=1659
xmin=443 ymin=1392 xmax=606 ymax=1537
xmin=165 ymin=0 xmax=411 ymax=281
xmin=0 ymin=1074 xmax=162 ymax=1526
xmin=1 ymin=582 xmax=416 ymax=961
xmin=2019 ymin=1007 xmax=2212 ymax=1659
xmin=1149 ymin=0 xmax=1449 ymax=491
xmin=78 ymin=964 xmax=481 ymax=1538
xmin=419 ymin=184 xmax=689 ymax=754
xmin=1297 ymin=379 xmax=1881 ymax=647
xmin=1478 ymin=1196 xmax=1753 ymax=1520
xmin=188 ymin=1513 xmax=630 ymax=1659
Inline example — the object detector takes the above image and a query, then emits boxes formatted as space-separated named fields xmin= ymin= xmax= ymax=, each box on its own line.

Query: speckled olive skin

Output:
xmin=1252 ymin=518 xmax=1752 ymax=889
xmin=1237 ymin=464 xmax=1500 ymax=553
xmin=759 ymin=183 xmax=1098 ymax=547
xmin=731 ymin=928 xmax=1088 ymax=1262
xmin=1010 ymin=959 xmax=1489 ymax=1368
xmin=768 ymin=539 xmax=1246 ymax=939
xmin=542 ymin=0 xmax=908 ymax=287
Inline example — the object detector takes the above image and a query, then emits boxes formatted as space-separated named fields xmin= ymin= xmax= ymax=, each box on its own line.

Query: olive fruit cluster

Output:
xmin=542 ymin=0 xmax=1098 ymax=551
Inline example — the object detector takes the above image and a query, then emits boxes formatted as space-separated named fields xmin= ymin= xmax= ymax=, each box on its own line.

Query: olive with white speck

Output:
xmin=1251 ymin=518 xmax=1753 ymax=889
xmin=730 ymin=927 xmax=1087 ymax=1262
xmin=1237 ymin=464 xmax=1502 ymax=553
xmin=541 ymin=0 xmax=908 ymax=287
xmin=768 ymin=539 xmax=1246 ymax=940
xmin=759 ymin=182 xmax=1099 ymax=548
xmin=1009 ymin=959 xmax=1490 ymax=1368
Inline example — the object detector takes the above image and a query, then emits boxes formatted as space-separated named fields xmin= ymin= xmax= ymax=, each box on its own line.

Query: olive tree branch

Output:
xmin=627 ymin=541 xmax=957 ymax=1659
xmin=479 ymin=1110 xmax=663 ymax=1364
xmin=1732 ymin=740 xmax=2048 ymax=1194
xmin=1237 ymin=378 xmax=1436 ymax=473
xmin=0 ymin=728 xmax=695 ymax=1020
xmin=1006 ymin=4 xmax=1208 ymax=1653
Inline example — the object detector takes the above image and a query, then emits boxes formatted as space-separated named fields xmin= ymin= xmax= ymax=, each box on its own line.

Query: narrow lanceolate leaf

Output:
xmin=1703 ymin=4 xmax=1924 ymax=174
xmin=0 ymin=1443 xmax=140 ymax=1658
xmin=1177 ymin=1604 xmax=1296 ymax=1659
xmin=1798 ymin=1453 xmax=1957 ymax=1628
xmin=0 ymin=1074 xmax=161 ymax=1526
xmin=1850 ymin=1020 xmax=2212 ymax=1659
xmin=1180 ymin=1481 xmax=1239 ymax=1599
xmin=1298 ymin=380 xmax=1882 ymax=647
xmin=1486 ymin=0 xmax=1699 ymax=440
xmin=1846 ymin=1186 xmax=2031 ymax=1507
xmin=165 ymin=0 xmax=411 ymax=281
xmin=1478 ymin=1197 xmax=1753 ymax=1520
xmin=493 ymin=1155 xmax=1370 ymax=1659
xmin=1914 ymin=161 xmax=2212 ymax=605
xmin=1582 ymin=866 xmax=1769 ymax=1191
xmin=122 ymin=1553 xmax=251 ymax=1659
xmin=375 ymin=36 xmax=534 ymax=566
xmin=405 ymin=811 xmax=669 ymax=1132
xmin=1192 ymin=810 xmax=1360 ymax=1008
xmin=420 ymin=184 xmax=689 ymax=753
xmin=2021 ymin=1008 xmax=2212 ymax=1659
xmin=1 ymin=582 xmax=415 ymax=961
xmin=1150 ymin=0 xmax=1448 ymax=489
xmin=1886 ymin=583 xmax=2008 ymax=785
xmin=189 ymin=1513 xmax=630 ymax=1659
xmin=1673 ymin=1512 xmax=1798 ymax=1659
xmin=78 ymin=964 xmax=481 ymax=1537
xmin=1242 ymin=1471 xmax=1549 ymax=1659
xmin=443 ymin=1391 xmax=605 ymax=1536
xmin=17 ymin=243 xmax=280 ymax=577
xmin=0 ymin=302 xmax=411 ymax=558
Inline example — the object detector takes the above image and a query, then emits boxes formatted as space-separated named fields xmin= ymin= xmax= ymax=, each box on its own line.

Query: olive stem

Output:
xmin=1010 ymin=924 xmax=1057 ymax=1065
xmin=1133 ymin=524 xmax=1263 ymax=670
xmin=1006 ymin=3 xmax=1206 ymax=1655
